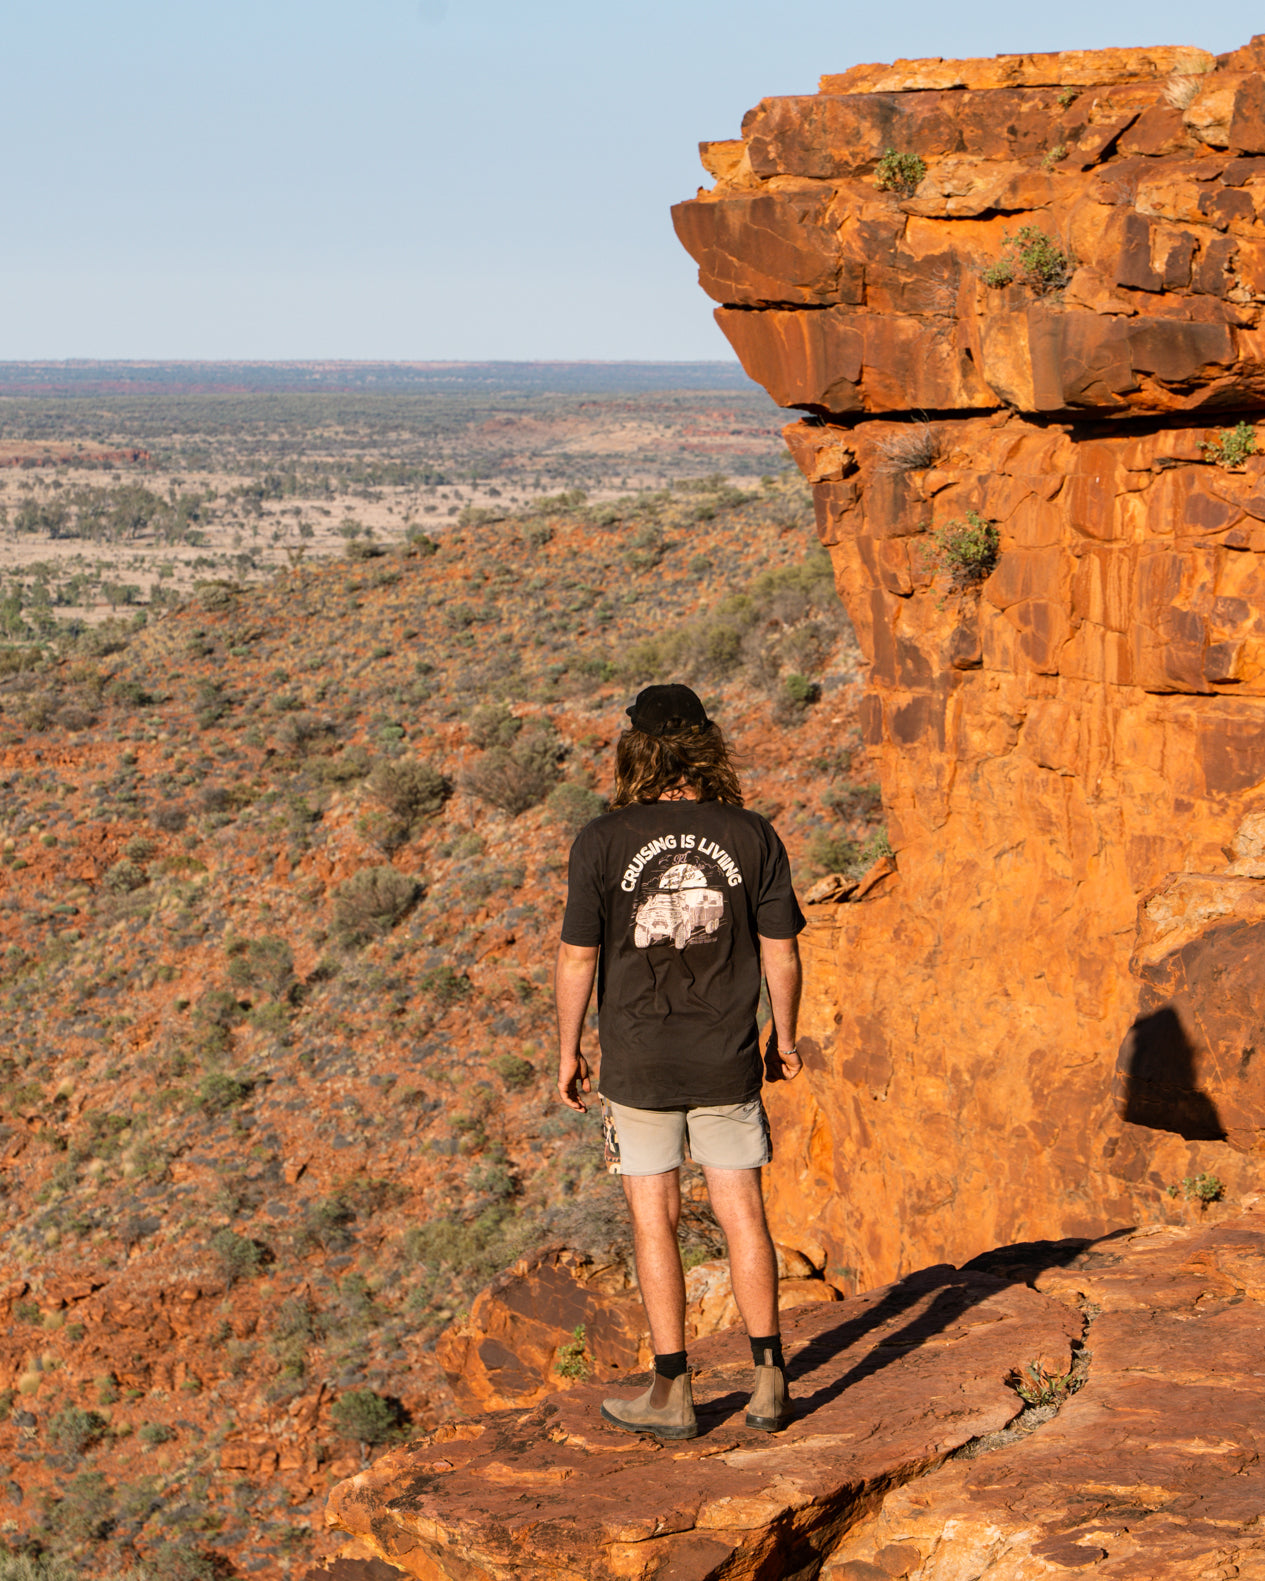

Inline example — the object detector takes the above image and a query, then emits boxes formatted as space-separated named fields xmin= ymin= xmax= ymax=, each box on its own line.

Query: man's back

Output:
xmin=561 ymin=799 xmax=801 ymax=1108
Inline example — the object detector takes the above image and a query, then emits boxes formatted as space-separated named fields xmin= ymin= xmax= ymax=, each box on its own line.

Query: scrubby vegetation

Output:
xmin=0 ymin=448 xmax=876 ymax=1576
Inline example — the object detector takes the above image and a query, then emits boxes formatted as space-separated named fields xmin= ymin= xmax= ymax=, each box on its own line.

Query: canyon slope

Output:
xmin=0 ymin=475 xmax=871 ymax=1578
xmin=674 ymin=35 xmax=1265 ymax=1291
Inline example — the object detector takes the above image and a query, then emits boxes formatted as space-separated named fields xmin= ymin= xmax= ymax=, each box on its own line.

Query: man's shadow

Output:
xmin=697 ymin=1234 xmax=1130 ymax=1429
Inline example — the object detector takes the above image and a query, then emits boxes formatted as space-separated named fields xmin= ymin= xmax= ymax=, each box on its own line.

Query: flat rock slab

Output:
xmin=822 ymin=1209 xmax=1265 ymax=1580
xmin=326 ymin=1264 xmax=1080 ymax=1580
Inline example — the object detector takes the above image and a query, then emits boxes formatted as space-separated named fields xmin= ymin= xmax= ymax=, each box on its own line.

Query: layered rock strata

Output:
xmin=324 ymin=1209 xmax=1265 ymax=1580
xmin=673 ymin=40 xmax=1265 ymax=1288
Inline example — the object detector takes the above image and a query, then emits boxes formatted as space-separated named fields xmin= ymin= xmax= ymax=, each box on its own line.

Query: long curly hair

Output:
xmin=612 ymin=722 xmax=744 ymax=807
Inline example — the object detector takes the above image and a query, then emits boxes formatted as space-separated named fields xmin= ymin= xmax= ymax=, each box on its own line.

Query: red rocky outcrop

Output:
xmin=672 ymin=40 xmax=1265 ymax=1292
xmin=324 ymin=1208 xmax=1265 ymax=1579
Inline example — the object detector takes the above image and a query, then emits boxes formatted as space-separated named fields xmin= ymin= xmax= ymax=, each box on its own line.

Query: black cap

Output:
xmin=626 ymin=684 xmax=711 ymax=738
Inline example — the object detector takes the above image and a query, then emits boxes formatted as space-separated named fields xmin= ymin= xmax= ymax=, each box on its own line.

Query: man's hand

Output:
xmin=759 ymin=933 xmax=802 ymax=1084
xmin=763 ymin=1032 xmax=803 ymax=1083
xmin=776 ymin=1042 xmax=803 ymax=1082
xmin=555 ymin=941 xmax=599 ymax=1113
xmin=558 ymin=1049 xmax=591 ymax=1112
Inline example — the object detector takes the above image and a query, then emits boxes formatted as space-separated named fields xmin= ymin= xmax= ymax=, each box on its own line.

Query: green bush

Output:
xmin=981 ymin=226 xmax=1070 ymax=293
xmin=468 ymin=702 xmax=523 ymax=749
xmin=930 ymin=512 xmax=1000 ymax=589
xmin=874 ymin=148 xmax=926 ymax=194
xmin=315 ymin=743 xmax=373 ymax=782
xmin=781 ymin=673 xmax=821 ymax=715
xmin=463 ymin=726 xmax=562 ymax=815
xmin=554 ymin=1323 xmax=589 ymax=1380
xmin=493 ymin=1051 xmax=535 ymax=1089
xmin=137 ymin=1421 xmax=174 ymax=1446
xmin=46 ymin=1405 xmax=108 ymax=1453
xmin=46 ymin=1471 xmax=115 ymax=1542
xmin=332 ymin=865 xmax=422 ymax=945
xmin=420 ymin=965 xmax=473 ymax=1007
xmin=209 ymin=1228 xmax=263 ymax=1285
xmin=330 ymin=1389 xmax=401 ymax=1445
xmin=367 ymin=757 xmax=450 ymax=821
xmin=226 ymin=934 xmax=295 ymax=999
xmin=545 ymin=783 xmax=606 ymax=834
xmin=103 ymin=858 xmax=147 ymax=894
xmin=1168 ymin=1172 xmax=1225 ymax=1203
xmin=807 ymin=826 xmax=892 ymax=880
xmin=297 ymin=1192 xmax=356 ymax=1252
xmin=194 ymin=1072 xmax=251 ymax=1113
xmin=1200 ymin=422 xmax=1257 ymax=469
xmin=361 ymin=757 xmax=450 ymax=850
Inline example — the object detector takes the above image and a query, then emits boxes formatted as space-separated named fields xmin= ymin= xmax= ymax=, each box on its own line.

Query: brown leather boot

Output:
xmin=746 ymin=1354 xmax=791 ymax=1432
xmin=600 ymin=1370 xmax=698 ymax=1440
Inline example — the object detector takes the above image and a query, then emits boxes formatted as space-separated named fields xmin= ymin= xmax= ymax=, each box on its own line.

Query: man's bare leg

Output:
xmin=705 ymin=1165 xmax=790 ymax=1429
xmin=702 ymin=1165 xmax=778 ymax=1335
xmin=622 ymin=1169 xmax=685 ymax=1406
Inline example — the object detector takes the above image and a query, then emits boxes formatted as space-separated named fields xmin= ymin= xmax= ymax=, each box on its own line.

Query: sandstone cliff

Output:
xmin=673 ymin=38 xmax=1265 ymax=1290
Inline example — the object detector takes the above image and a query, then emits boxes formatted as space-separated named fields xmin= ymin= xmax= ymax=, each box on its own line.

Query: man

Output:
xmin=555 ymin=683 xmax=805 ymax=1441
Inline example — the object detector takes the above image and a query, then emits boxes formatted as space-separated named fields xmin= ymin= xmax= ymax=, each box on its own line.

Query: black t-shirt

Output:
xmin=560 ymin=800 xmax=806 ymax=1108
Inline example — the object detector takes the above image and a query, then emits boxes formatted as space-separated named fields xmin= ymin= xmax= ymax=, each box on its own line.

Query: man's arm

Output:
xmin=555 ymin=942 xmax=599 ymax=1111
xmin=759 ymin=934 xmax=803 ymax=1081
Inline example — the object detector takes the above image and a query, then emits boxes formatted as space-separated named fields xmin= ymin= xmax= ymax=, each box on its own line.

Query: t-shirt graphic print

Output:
xmin=562 ymin=801 xmax=805 ymax=1109
xmin=631 ymin=852 xmax=728 ymax=951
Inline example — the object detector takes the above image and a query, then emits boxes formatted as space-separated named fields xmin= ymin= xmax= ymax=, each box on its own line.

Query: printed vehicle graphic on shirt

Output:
xmin=633 ymin=860 xmax=726 ymax=950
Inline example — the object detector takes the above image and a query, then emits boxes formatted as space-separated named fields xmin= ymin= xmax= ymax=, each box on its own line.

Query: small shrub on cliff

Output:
xmin=210 ymin=1228 xmax=264 ymax=1285
xmin=874 ymin=148 xmax=926 ymax=195
xmin=1168 ymin=1171 xmax=1224 ymax=1203
xmin=981 ymin=226 xmax=1071 ymax=294
xmin=331 ymin=865 xmax=422 ymax=945
xmin=807 ymin=826 xmax=892 ymax=881
xmin=778 ymin=673 xmax=821 ymax=723
xmin=296 ymin=1191 xmax=356 ymax=1252
xmin=873 ymin=421 xmax=940 ymax=474
xmin=1200 ymin=422 xmax=1257 ymax=470
xmin=330 ymin=1388 xmax=400 ymax=1446
xmin=45 ymin=1471 xmax=115 ymax=1542
xmin=554 ymin=1324 xmax=589 ymax=1381
xmin=46 ymin=1405 xmax=108 ymax=1453
xmin=930 ymin=512 xmax=1000 ymax=589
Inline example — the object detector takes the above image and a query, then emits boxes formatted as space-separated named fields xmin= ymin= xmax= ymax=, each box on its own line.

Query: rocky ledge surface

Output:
xmin=319 ymin=1206 xmax=1265 ymax=1579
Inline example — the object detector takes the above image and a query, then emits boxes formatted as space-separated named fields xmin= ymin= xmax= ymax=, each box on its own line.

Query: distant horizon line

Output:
xmin=0 ymin=357 xmax=745 ymax=368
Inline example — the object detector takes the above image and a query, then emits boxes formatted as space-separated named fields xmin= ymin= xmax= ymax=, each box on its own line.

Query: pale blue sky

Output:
xmin=3 ymin=1 xmax=1261 ymax=360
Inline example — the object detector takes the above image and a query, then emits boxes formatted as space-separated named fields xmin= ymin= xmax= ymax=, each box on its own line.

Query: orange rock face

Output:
xmin=675 ymin=40 xmax=1265 ymax=420
xmin=675 ymin=42 xmax=1265 ymax=1291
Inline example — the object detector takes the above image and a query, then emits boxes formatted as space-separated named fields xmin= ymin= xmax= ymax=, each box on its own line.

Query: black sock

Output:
xmin=749 ymin=1334 xmax=784 ymax=1370
xmin=654 ymin=1350 xmax=688 ymax=1380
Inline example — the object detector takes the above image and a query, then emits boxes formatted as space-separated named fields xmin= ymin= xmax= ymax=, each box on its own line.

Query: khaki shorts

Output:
xmin=600 ymin=1096 xmax=772 ymax=1176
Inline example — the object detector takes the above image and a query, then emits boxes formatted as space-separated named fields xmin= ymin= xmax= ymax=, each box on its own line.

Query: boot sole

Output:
xmin=600 ymin=1404 xmax=699 ymax=1440
xmin=745 ymin=1412 xmax=791 ymax=1432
